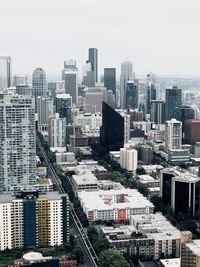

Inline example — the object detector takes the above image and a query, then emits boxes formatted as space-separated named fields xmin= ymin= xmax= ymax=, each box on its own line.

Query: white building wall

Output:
xmin=11 ymin=199 xmax=24 ymax=248
xmin=0 ymin=203 xmax=12 ymax=250
xmin=48 ymin=200 xmax=63 ymax=246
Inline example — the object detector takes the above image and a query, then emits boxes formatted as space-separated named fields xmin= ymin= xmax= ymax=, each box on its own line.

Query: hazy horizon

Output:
xmin=1 ymin=0 xmax=200 ymax=77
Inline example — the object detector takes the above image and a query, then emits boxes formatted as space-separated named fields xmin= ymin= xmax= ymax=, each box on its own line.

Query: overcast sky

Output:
xmin=1 ymin=0 xmax=200 ymax=78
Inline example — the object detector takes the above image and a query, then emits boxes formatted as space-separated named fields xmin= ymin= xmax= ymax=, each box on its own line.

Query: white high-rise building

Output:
xmin=75 ymin=112 xmax=102 ymax=136
xmin=165 ymin=118 xmax=182 ymax=150
xmin=0 ymin=200 xmax=12 ymax=250
xmin=120 ymin=60 xmax=133 ymax=109
xmin=62 ymin=60 xmax=78 ymax=104
xmin=0 ymin=56 xmax=12 ymax=91
xmin=120 ymin=143 xmax=138 ymax=175
xmin=37 ymin=96 xmax=54 ymax=132
xmin=0 ymin=93 xmax=36 ymax=192
xmin=32 ymin=68 xmax=47 ymax=111
xmin=48 ymin=113 xmax=66 ymax=148
xmin=116 ymin=109 xmax=130 ymax=144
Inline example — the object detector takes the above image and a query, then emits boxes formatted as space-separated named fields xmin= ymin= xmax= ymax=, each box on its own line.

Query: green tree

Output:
xmin=74 ymin=246 xmax=84 ymax=263
xmin=99 ymin=249 xmax=130 ymax=267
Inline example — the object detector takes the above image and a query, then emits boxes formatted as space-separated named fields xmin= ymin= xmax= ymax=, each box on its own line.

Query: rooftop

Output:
xmin=185 ymin=239 xmax=200 ymax=256
xmin=78 ymin=188 xmax=154 ymax=211
xmin=159 ymin=258 xmax=180 ymax=267
xmin=72 ymin=171 xmax=98 ymax=185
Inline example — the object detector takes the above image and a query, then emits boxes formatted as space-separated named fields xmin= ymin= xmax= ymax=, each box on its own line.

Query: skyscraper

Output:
xmin=88 ymin=48 xmax=98 ymax=83
xmin=125 ymin=80 xmax=139 ymax=110
xmin=165 ymin=118 xmax=182 ymax=151
xmin=0 ymin=93 xmax=36 ymax=192
xmin=0 ymin=56 xmax=12 ymax=91
xmin=37 ymin=96 xmax=54 ymax=132
xmin=146 ymin=82 xmax=157 ymax=115
xmin=55 ymin=93 xmax=72 ymax=124
xmin=165 ymin=86 xmax=182 ymax=120
xmin=100 ymin=101 xmax=124 ymax=151
xmin=104 ymin=68 xmax=116 ymax=95
xmin=120 ymin=60 xmax=133 ymax=108
xmin=62 ymin=60 xmax=78 ymax=104
xmin=82 ymin=61 xmax=95 ymax=87
xmin=32 ymin=68 xmax=47 ymax=111
xmin=150 ymin=100 xmax=165 ymax=124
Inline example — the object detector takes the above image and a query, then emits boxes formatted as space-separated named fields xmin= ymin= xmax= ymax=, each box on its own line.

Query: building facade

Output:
xmin=0 ymin=93 xmax=36 ymax=192
xmin=0 ymin=56 xmax=12 ymax=91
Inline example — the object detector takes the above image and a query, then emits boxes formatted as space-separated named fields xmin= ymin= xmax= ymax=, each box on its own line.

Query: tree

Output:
xmin=99 ymin=249 xmax=130 ymax=267
xmin=94 ymin=236 xmax=109 ymax=254
xmin=74 ymin=246 xmax=84 ymax=263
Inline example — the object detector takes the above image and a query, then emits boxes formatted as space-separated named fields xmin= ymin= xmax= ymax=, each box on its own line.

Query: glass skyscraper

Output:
xmin=32 ymin=67 xmax=47 ymax=111
xmin=88 ymin=48 xmax=98 ymax=83
xmin=104 ymin=68 xmax=116 ymax=95
xmin=0 ymin=56 xmax=12 ymax=91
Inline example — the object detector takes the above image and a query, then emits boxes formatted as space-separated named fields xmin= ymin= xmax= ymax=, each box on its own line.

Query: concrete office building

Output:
xmin=150 ymin=100 xmax=165 ymax=125
xmin=0 ymin=56 xmax=12 ymax=91
xmin=37 ymin=96 xmax=54 ymax=132
xmin=62 ymin=60 xmax=78 ymax=104
xmin=165 ymin=119 xmax=182 ymax=151
xmin=84 ymin=86 xmax=107 ymax=113
xmin=48 ymin=113 xmax=66 ymax=148
xmin=0 ymin=93 xmax=36 ymax=192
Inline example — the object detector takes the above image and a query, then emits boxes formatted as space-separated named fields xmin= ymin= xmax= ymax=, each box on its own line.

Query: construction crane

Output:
xmin=71 ymin=104 xmax=97 ymax=153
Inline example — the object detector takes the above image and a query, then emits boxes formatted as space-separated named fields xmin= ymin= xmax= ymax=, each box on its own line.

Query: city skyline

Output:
xmin=1 ymin=0 xmax=200 ymax=77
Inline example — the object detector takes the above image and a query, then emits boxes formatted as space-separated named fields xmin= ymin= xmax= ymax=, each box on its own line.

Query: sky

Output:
xmin=1 ymin=0 xmax=200 ymax=79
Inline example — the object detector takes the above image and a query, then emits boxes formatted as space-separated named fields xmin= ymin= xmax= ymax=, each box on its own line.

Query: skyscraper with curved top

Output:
xmin=120 ymin=60 xmax=133 ymax=109
xmin=32 ymin=67 xmax=47 ymax=111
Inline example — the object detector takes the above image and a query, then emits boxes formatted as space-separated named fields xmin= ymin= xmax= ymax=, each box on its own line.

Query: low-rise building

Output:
xmin=181 ymin=239 xmax=200 ymax=267
xmin=78 ymin=189 xmax=154 ymax=222
xmin=159 ymin=258 xmax=180 ymax=267
xmin=71 ymin=171 xmax=98 ymax=193
xmin=138 ymin=175 xmax=160 ymax=188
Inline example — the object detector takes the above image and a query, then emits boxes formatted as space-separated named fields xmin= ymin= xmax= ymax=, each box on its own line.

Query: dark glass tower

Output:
xmin=104 ymin=68 xmax=116 ymax=95
xmin=174 ymin=105 xmax=195 ymax=135
xmin=165 ymin=86 xmax=182 ymax=120
xmin=88 ymin=48 xmax=98 ymax=83
xmin=100 ymin=101 xmax=124 ymax=151
xmin=125 ymin=80 xmax=139 ymax=110
xmin=147 ymin=83 xmax=157 ymax=114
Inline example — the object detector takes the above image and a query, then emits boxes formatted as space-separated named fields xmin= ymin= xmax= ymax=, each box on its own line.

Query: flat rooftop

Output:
xmin=138 ymin=175 xmax=156 ymax=183
xmin=159 ymin=258 xmax=180 ymax=267
xmin=78 ymin=188 xmax=154 ymax=211
xmin=72 ymin=171 xmax=98 ymax=185
xmin=185 ymin=240 xmax=200 ymax=256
